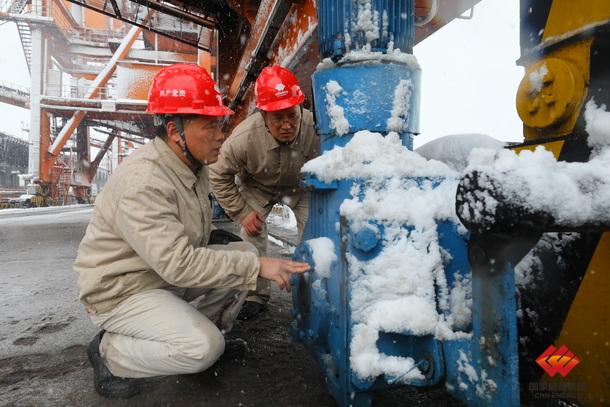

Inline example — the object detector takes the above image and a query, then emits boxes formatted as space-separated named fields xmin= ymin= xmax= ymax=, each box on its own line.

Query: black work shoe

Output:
xmin=236 ymin=301 xmax=268 ymax=321
xmin=87 ymin=331 xmax=144 ymax=399
xmin=223 ymin=338 xmax=249 ymax=358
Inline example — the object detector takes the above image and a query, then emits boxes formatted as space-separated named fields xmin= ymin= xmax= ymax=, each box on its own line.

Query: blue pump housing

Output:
xmin=291 ymin=1 xmax=521 ymax=406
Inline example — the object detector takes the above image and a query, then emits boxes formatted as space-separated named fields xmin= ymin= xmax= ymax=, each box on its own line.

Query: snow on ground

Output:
xmin=0 ymin=207 xmax=96 ymax=358
xmin=0 ymin=204 xmax=92 ymax=217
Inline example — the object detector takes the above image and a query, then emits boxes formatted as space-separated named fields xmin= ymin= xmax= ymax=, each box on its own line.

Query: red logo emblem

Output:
xmin=536 ymin=345 xmax=580 ymax=377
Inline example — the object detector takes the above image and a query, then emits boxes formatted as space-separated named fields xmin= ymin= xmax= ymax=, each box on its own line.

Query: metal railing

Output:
xmin=0 ymin=80 xmax=30 ymax=96
xmin=0 ymin=81 xmax=30 ymax=108
xmin=45 ymin=83 xmax=117 ymax=100
xmin=0 ymin=0 xmax=50 ymax=17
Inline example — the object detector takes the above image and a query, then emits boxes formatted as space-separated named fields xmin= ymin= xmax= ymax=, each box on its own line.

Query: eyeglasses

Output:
xmin=267 ymin=112 xmax=300 ymax=126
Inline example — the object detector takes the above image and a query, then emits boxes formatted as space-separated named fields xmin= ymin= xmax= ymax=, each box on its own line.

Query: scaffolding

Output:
xmin=0 ymin=0 xmax=213 ymax=204
xmin=0 ymin=0 xmax=477 ymax=205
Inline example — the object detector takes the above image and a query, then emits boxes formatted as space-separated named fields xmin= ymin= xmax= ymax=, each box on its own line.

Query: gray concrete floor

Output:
xmin=0 ymin=206 xmax=461 ymax=407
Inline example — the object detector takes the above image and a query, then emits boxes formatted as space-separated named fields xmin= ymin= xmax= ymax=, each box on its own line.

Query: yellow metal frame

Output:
xmin=515 ymin=1 xmax=610 ymax=404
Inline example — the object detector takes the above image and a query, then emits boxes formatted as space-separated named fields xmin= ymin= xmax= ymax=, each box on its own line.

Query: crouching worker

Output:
xmin=73 ymin=64 xmax=310 ymax=399
xmin=209 ymin=66 xmax=320 ymax=320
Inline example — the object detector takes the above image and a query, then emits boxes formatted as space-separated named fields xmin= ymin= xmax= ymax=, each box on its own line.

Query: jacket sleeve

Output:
xmin=113 ymin=184 xmax=259 ymax=289
xmin=208 ymin=139 xmax=254 ymax=223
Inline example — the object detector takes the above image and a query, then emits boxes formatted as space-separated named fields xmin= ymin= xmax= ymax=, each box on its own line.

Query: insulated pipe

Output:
xmin=456 ymin=170 xmax=610 ymax=234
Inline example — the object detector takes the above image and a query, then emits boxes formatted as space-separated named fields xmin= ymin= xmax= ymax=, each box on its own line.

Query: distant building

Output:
xmin=0 ymin=132 xmax=28 ymax=189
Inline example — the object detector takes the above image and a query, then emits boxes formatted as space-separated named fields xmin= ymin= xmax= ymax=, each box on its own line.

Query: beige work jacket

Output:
xmin=209 ymin=109 xmax=319 ymax=222
xmin=74 ymin=137 xmax=259 ymax=315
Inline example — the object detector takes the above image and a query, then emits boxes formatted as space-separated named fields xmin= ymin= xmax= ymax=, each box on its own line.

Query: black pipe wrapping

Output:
xmin=455 ymin=170 xmax=610 ymax=235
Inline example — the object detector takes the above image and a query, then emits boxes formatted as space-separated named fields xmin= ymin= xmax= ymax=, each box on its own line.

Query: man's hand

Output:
xmin=258 ymin=257 xmax=310 ymax=292
xmin=241 ymin=211 xmax=264 ymax=236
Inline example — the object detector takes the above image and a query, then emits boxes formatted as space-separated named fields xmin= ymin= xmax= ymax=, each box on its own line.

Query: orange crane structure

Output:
xmin=0 ymin=0 xmax=216 ymax=203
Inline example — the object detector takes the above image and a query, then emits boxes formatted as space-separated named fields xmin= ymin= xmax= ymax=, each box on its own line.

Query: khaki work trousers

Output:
xmin=239 ymin=193 xmax=309 ymax=304
xmin=89 ymin=242 xmax=256 ymax=379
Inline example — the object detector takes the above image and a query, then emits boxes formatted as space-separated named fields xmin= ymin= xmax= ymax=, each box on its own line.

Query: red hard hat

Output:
xmin=146 ymin=64 xmax=234 ymax=116
xmin=255 ymin=66 xmax=305 ymax=111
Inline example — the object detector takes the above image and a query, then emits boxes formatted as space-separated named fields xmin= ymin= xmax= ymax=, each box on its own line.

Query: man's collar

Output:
xmin=153 ymin=137 xmax=199 ymax=189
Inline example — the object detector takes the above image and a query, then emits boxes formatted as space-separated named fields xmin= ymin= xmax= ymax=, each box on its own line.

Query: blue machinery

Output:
xmin=291 ymin=1 xmax=522 ymax=406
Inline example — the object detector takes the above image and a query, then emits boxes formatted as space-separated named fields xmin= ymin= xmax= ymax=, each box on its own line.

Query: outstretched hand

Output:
xmin=258 ymin=257 xmax=310 ymax=292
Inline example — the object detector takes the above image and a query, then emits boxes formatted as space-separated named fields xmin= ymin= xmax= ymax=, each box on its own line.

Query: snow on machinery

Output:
xmin=288 ymin=0 xmax=610 ymax=406
xmin=19 ymin=0 xmax=606 ymax=403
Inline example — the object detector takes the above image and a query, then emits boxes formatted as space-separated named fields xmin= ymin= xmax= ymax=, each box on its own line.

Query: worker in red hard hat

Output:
xmin=209 ymin=65 xmax=320 ymax=320
xmin=74 ymin=64 xmax=309 ymax=399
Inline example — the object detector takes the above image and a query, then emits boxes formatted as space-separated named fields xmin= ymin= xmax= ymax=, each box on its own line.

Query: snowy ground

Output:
xmin=0 ymin=206 xmax=96 ymax=358
xmin=0 ymin=207 xmax=462 ymax=406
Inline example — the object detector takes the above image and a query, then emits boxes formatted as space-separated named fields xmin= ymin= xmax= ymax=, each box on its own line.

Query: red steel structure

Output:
xmin=0 ymin=0 xmax=480 ymax=204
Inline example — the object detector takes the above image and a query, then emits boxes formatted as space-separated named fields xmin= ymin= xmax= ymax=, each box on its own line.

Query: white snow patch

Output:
xmin=584 ymin=99 xmax=610 ymax=152
xmin=449 ymin=273 xmax=472 ymax=331
xmin=528 ymin=64 xmax=548 ymax=93
xmin=350 ymin=323 xmax=424 ymax=382
xmin=457 ymin=350 xmax=478 ymax=385
xmin=341 ymin=48 xmax=421 ymax=69
xmin=302 ymin=131 xmax=455 ymax=183
xmin=381 ymin=10 xmax=389 ymax=40
xmin=416 ymin=134 xmax=505 ymax=172
xmin=306 ymin=237 xmax=337 ymax=278
xmin=455 ymin=350 xmax=496 ymax=399
xmin=463 ymin=144 xmax=610 ymax=227
xmin=344 ymin=31 xmax=352 ymax=51
xmin=387 ymin=79 xmax=412 ymax=132
xmin=279 ymin=16 xmax=318 ymax=67
xmin=0 ymin=204 xmax=92 ymax=217
xmin=354 ymin=0 xmax=380 ymax=44
xmin=305 ymin=133 xmax=473 ymax=381
xmin=476 ymin=368 xmax=497 ymax=400
xmin=325 ymin=80 xmax=351 ymax=136
xmin=316 ymin=49 xmax=420 ymax=71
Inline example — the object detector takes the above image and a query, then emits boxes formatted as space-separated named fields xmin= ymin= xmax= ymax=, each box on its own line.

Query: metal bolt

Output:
xmin=352 ymin=227 xmax=379 ymax=253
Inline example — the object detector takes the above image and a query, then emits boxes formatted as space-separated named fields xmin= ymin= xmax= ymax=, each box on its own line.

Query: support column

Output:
xmin=28 ymin=26 xmax=44 ymax=179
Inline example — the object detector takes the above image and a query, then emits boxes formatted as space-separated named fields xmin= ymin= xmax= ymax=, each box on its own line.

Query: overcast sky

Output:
xmin=0 ymin=23 xmax=30 ymax=139
xmin=0 ymin=0 xmax=523 ymax=146
xmin=413 ymin=0 xmax=523 ymax=148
